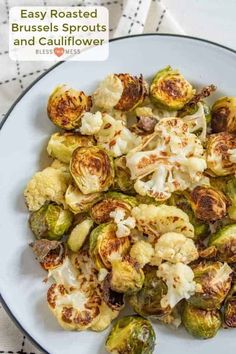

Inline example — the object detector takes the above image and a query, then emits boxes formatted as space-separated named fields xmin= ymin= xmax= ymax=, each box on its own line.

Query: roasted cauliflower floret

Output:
xmin=130 ymin=240 xmax=154 ymax=267
xmin=79 ymin=111 xmax=103 ymax=135
xmin=126 ymin=117 xmax=206 ymax=201
xmin=93 ymin=74 xmax=123 ymax=110
xmin=151 ymin=232 xmax=198 ymax=265
xmin=24 ymin=166 xmax=71 ymax=211
xmin=206 ymin=132 xmax=236 ymax=176
xmin=110 ymin=208 xmax=136 ymax=238
xmin=95 ymin=114 xmax=141 ymax=157
xmin=47 ymin=85 xmax=92 ymax=130
xmin=156 ymin=262 xmax=197 ymax=308
xmin=132 ymin=204 xmax=194 ymax=239
xmin=93 ymin=74 xmax=148 ymax=112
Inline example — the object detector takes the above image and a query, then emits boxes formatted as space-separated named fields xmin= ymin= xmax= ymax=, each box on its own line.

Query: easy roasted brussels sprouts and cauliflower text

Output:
xmin=24 ymin=67 xmax=236 ymax=353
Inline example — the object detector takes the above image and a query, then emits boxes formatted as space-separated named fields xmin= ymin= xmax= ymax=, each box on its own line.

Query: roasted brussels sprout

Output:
xmin=114 ymin=156 xmax=135 ymax=193
xmin=102 ymin=275 xmax=125 ymax=312
xmin=105 ymin=315 xmax=156 ymax=354
xmin=188 ymin=261 xmax=233 ymax=309
xmin=114 ymin=73 xmax=148 ymax=111
xmin=178 ymin=84 xmax=216 ymax=123
xmin=208 ymin=224 xmax=236 ymax=263
xmin=90 ymin=192 xmax=137 ymax=224
xmin=89 ymin=223 xmax=130 ymax=270
xmin=30 ymin=239 xmax=65 ymax=270
xmin=226 ymin=177 xmax=236 ymax=220
xmin=67 ymin=217 xmax=94 ymax=252
xmin=29 ymin=203 xmax=73 ymax=240
xmin=47 ymin=132 xmax=94 ymax=164
xmin=70 ymin=146 xmax=114 ymax=194
xmin=206 ymin=132 xmax=236 ymax=176
xmin=182 ymin=302 xmax=221 ymax=339
xmin=47 ymin=85 xmax=92 ymax=130
xmin=150 ymin=66 xmax=195 ymax=110
xmin=129 ymin=266 xmax=170 ymax=318
xmin=211 ymin=97 xmax=236 ymax=133
xmin=168 ymin=192 xmax=209 ymax=240
xmin=110 ymin=256 xmax=144 ymax=294
xmin=65 ymin=184 xmax=102 ymax=214
xmin=190 ymin=186 xmax=229 ymax=222
xmin=224 ymin=282 xmax=236 ymax=327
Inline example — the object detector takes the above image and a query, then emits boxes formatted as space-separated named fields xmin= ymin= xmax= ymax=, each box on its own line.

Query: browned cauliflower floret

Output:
xmin=24 ymin=166 xmax=71 ymax=211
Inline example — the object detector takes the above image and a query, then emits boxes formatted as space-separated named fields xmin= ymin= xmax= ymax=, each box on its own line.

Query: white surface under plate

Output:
xmin=0 ymin=34 xmax=236 ymax=354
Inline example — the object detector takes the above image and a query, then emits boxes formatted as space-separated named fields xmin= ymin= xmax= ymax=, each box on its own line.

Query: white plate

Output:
xmin=0 ymin=34 xmax=236 ymax=354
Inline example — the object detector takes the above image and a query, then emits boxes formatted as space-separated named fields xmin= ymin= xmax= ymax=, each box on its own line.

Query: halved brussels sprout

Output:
xmin=150 ymin=66 xmax=195 ymax=110
xmin=208 ymin=224 xmax=236 ymax=263
xmin=65 ymin=184 xmax=102 ymax=214
xmin=182 ymin=302 xmax=221 ymax=339
xmin=47 ymin=132 xmax=94 ymax=164
xmin=224 ymin=282 xmax=236 ymax=327
xmin=29 ymin=203 xmax=73 ymax=240
xmin=67 ymin=217 xmax=94 ymax=252
xmin=89 ymin=223 xmax=130 ymax=270
xmin=129 ymin=266 xmax=170 ymax=318
xmin=90 ymin=301 xmax=120 ymax=332
xmin=188 ymin=261 xmax=232 ymax=309
xmin=114 ymin=156 xmax=135 ymax=193
xmin=70 ymin=146 xmax=114 ymax=194
xmin=114 ymin=74 xmax=148 ymax=111
xmin=206 ymin=132 xmax=236 ymax=176
xmin=47 ymin=85 xmax=92 ymax=130
xmin=190 ymin=186 xmax=229 ymax=222
xmin=168 ymin=192 xmax=209 ymax=240
xmin=105 ymin=315 xmax=156 ymax=354
xmin=211 ymin=97 xmax=236 ymax=133
xmin=90 ymin=192 xmax=137 ymax=224
xmin=102 ymin=275 xmax=125 ymax=312
xmin=226 ymin=177 xmax=236 ymax=220
xmin=30 ymin=239 xmax=65 ymax=270
xmin=110 ymin=256 xmax=144 ymax=294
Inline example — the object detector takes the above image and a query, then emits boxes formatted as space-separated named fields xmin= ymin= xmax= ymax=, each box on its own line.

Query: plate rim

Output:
xmin=1 ymin=32 xmax=236 ymax=353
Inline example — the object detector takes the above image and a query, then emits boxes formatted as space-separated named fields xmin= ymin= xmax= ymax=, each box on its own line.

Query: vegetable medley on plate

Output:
xmin=24 ymin=66 xmax=236 ymax=353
